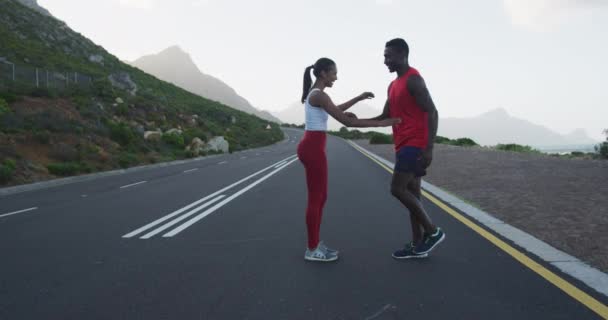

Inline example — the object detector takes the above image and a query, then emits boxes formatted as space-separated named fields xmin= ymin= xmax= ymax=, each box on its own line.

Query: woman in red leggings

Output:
xmin=298 ymin=58 xmax=399 ymax=262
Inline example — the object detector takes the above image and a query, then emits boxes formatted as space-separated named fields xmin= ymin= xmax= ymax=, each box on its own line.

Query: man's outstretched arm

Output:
xmin=371 ymin=99 xmax=390 ymax=120
xmin=371 ymin=84 xmax=392 ymax=120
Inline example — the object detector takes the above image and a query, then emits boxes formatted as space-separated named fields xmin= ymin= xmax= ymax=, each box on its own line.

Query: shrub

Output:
xmin=183 ymin=128 xmax=207 ymax=145
xmin=329 ymin=127 xmax=373 ymax=140
xmin=434 ymin=136 xmax=478 ymax=147
xmin=0 ymin=92 xmax=18 ymax=103
xmin=369 ymin=133 xmax=393 ymax=144
xmin=116 ymin=104 xmax=129 ymax=116
xmin=596 ymin=143 xmax=608 ymax=159
xmin=496 ymin=144 xmax=539 ymax=153
xmin=33 ymin=130 xmax=51 ymax=144
xmin=29 ymin=87 xmax=57 ymax=98
xmin=109 ymin=122 xmax=136 ymax=146
xmin=434 ymin=136 xmax=451 ymax=144
xmin=162 ymin=132 xmax=185 ymax=148
xmin=595 ymin=129 xmax=608 ymax=159
xmin=24 ymin=110 xmax=74 ymax=133
xmin=0 ymin=98 xmax=10 ymax=116
xmin=117 ymin=152 xmax=138 ymax=168
xmin=47 ymin=162 xmax=81 ymax=176
xmin=0 ymin=159 xmax=17 ymax=183
xmin=71 ymin=96 xmax=91 ymax=111
xmin=49 ymin=143 xmax=81 ymax=162
xmin=451 ymin=138 xmax=478 ymax=147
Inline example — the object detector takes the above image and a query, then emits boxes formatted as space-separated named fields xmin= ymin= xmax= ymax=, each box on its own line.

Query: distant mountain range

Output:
xmin=440 ymin=108 xmax=598 ymax=147
xmin=130 ymin=46 xmax=280 ymax=123
xmin=273 ymin=104 xmax=598 ymax=147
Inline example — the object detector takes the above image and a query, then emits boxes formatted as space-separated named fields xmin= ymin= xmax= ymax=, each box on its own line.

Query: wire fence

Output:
xmin=0 ymin=58 xmax=92 ymax=91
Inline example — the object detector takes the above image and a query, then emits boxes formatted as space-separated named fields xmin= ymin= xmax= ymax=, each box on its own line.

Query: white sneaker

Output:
xmin=318 ymin=241 xmax=339 ymax=255
xmin=304 ymin=246 xmax=338 ymax=262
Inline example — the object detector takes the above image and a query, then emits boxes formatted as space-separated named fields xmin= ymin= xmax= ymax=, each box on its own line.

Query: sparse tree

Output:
xmin=595 ymin=129 xmax=608 ymax=159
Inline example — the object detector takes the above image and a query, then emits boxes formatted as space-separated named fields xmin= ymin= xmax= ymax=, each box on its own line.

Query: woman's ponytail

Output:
xmin=301 ymin=65 xmax=314 ymax=103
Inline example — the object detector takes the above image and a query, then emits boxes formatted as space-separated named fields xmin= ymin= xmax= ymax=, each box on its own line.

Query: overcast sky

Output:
xmin=39 ymin=0 xmax=608 ymax=140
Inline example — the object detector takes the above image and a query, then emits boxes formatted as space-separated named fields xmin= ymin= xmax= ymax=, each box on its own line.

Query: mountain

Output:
xmin=439 ymin=108 xmax=598 ymax=147
xmin=0 ymin=0 xmax=283 ymax=186
xmin=130 ymin=46 xmax=281 ymax=123
xmin=273 ymin=101 xmax=389 ymax=133
xmin=272 ymin=102 xmax=305 ymax=125
xmin=563 ymin=129 xmax=597 ymax=145
xmin=15 ymin=0 xmax=52 ymax=17
xmin=275 ymin=102 xmax=598 ymax=148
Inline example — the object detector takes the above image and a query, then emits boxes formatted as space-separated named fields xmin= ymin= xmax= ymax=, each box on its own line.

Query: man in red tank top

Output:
xmin=373 ymin=38 xmax=445 ymax=259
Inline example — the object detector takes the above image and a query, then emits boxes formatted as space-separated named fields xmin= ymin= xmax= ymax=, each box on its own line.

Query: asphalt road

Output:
xmin=0 ymin=128 xmax=606 ymax=319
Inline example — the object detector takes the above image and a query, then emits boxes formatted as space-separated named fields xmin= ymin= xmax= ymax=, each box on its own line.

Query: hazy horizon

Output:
xmin=38 ymin=0 xmax=608 ymax=140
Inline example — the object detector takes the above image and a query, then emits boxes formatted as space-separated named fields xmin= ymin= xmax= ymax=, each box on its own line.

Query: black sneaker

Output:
xmin=392 ymin=242 xmax=428 ymax=259
xmin=414 ymin=227 xmax=445 ymax=254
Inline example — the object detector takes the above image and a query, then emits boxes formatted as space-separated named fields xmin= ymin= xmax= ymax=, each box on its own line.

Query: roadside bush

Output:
xmin=329 ymin=127 xmax=374 ymax=140
xmin=33 ymin=130 xmax=51 ymax=144
xmin=434 ymin=135 xmax=451 ymax=144
xmin=24 ymin=110 xmax=73 ymax=133
xmin=434 ymin=136 xmax=478 ymax=147
xmin=496 ymin=144 xmax=539 ymax=153
xmin=0 ymin=92 xmax=18 ymax=103
xmin=183 ymin=128 xmax=207 ymax=145
xmin=47 ymin=162 xmax=81 ymax=176
xmin=117 ymin=152 xmax=138 ymax=168
xmin=595 ymin=129 xmax=608 ymax=159
xmin=0 ymin=159 xmax=17 ymax=183
xmin=596 ymin=143 xmax=608 ymax=159
xmin=369 ymin=133 xmax=393 ymax=144
xmin=109 ymin=122 xmax=136 ymax=146
xmin=162 ymin=132 xmax=185 ymax=148
xmin=116 ymin=104 xmax=129 ymax=116
xmin=29 ymin=87 xmax=57 ymax=98
xmin=0 ymin=98 xmax=10 ymax=116
xmin=451 ymin=138 xmax=478 ymax=147
xmin=49 ymin=143 xmax=81 ymax=162
xmin=71 ymin=96 xmax=90 ymax=111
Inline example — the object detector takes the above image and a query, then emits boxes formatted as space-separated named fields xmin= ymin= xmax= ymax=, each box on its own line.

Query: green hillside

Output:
xmin=0 ymin=0 xmax=283 ymax=186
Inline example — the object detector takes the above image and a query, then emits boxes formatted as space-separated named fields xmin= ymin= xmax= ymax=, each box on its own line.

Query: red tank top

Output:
xmin=388 ymin=67 xmax=429 ymax=151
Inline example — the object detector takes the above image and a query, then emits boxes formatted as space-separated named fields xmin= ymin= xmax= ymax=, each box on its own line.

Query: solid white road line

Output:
xmin=140 ymin=195 xmax=225 ymax=239
xmin=274 ymin=160 xmax=288 ymax=168
xmin=120 ymin=181 xmax=147 ymax=189
xmin=163 ymin=158 xmax=299 ymax=237
xmin=122 ymin=155 xmax=296 ymax=238
xmin=0 ymin=207 xmax=38 ymax=219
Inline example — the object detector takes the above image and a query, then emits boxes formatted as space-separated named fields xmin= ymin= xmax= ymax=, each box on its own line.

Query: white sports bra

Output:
xmin=304 ymin=88 xmax=329 ymax=131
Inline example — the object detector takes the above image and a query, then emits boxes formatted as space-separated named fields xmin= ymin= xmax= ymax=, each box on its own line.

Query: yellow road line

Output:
xmin=348 ymin=141 xmax=608 ymax=319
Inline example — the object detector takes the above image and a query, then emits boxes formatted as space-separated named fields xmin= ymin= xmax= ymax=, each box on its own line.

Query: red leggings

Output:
xmin=297 ymin=131 xmax=328 ymax=250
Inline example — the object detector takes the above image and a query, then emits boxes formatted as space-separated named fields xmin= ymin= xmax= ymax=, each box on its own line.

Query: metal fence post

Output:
xmin=35 ymin=68 xmax=39 ymax=88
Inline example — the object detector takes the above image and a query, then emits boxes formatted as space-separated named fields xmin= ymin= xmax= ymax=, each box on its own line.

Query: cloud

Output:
xmin=375 ymin=0 xmax=394 ymax=5
xmin=118 ymin=0 xmax=155 ymax=9
xmin=504 ymin=0 xmax=606 ymax=31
